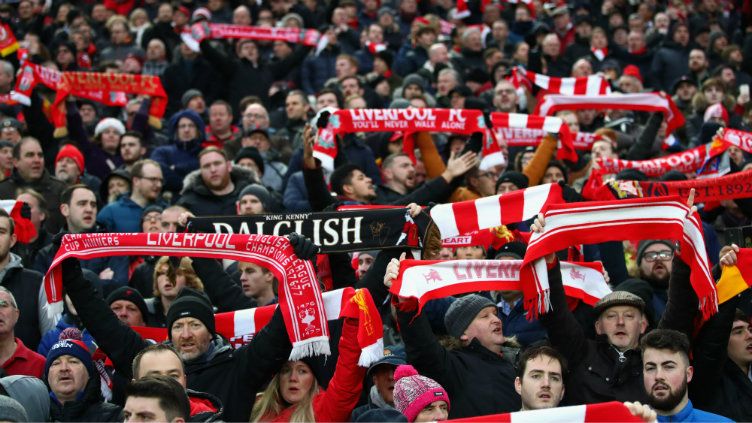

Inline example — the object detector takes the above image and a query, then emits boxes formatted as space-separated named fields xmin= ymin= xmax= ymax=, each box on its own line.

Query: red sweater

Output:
xmin=268 ymin=318 xmax=366 ymax=422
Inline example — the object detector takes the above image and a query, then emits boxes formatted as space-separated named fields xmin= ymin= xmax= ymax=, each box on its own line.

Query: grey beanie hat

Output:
xmin=238 ymin=183 xmax=272 ymax=210
xmin=444 ymin=294 xmax=496 ymax=338
xmin=0 ymin=396 xmax=28 ymax=422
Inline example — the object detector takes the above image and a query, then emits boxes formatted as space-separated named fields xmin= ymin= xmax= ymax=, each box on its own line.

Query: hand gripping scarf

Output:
xmin=716 ymin=248 xmax=752 ymax=304
xmin=448 ymin=401 xmax=642 ymax=422
xmin=189 ymin=22 xmax=320 ymax=47
xmin=586 ymin=170 xmax=752 ymax=203
xmin=134 ymin=287 xmax=385 ymax=366
xmin=512 ymin=66 xmax=611 ymax=96
xmin=430 ymin=183 xmax=564 ymax=238
xmin=534 ymin=92 xmax=686 ymax=134
xmin=50 ymin=72 xmax=167 ymax=137
xmin=390 ymin=259 xmax=610 ymax=313
xmin=490 ymin=112 xmax=577 ymax=162
xmin=44 ymin=233 xmax=329 ymax=360
xmin=521 ymin=196 xmax=716 ymax=320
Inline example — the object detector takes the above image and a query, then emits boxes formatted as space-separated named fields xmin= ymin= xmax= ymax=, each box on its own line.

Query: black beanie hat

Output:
xmin=106 ymin=286 xmax=149 ymax=322
xmin=495 ymin=171 xmax=529 ymax=192
xmin=166 ymin=289 xmax=215 ymax=337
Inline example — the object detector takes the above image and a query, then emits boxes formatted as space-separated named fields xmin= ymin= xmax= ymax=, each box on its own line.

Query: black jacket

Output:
xmin=177 ymin=166 xmax=257 ymax=217
xmin=396 ymin=306 xmax=520 ymax=418
xmin=541 ymin=259 xmax=697 ymax=405
xmin=0 ymin=170 xmax=66 ymax=234
xmin=0 ymin=255 xmax=43 ymax=350
xmin=49 ymin=375 xmax=122 ymax=422
xmin=62 ymin=257 xmax=291 ymax=422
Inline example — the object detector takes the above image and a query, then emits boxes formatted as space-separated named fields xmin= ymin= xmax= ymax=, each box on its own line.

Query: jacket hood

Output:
xmin=0 ymin=253 xmax=23 ymax=282
xmin=167 ymin=109 xmax=206 ymax=147
xmin=0 ymin=375 xmax=51 ymax=422
xmin=187 ymin=389 xmax=224 ymax=422
xmin=180 ymin=165 xmax=257 ymax=196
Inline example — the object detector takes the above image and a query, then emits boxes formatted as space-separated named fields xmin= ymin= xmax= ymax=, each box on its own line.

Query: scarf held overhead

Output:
xmin=718 ymin=128 xmax=752 ymax=154
xmin=521 ymin=197 xmax=715 ymax=320
xmin=430 ymin=183 xmax=564 ymax=238
xmin=45 ymin=233 xmax=329 ymax=360
xmin=490 ymin=112 xmax=577 ymax=161
xmin=513 ymin=66 xmax=611 ymax=96
xmin=14 ymin=63 xmax=128 ymax=108
xmin=190 ymin=22 xmax=321 ymax=46
xmin=593 ymin=140 xmax=728 ymax=177
xmin=391 ymin=259 xmax=610 ymax=313
xmin=187 ymin=208 xmax=434 ymax=253
xmin=50 ymin=72 xmax=167 ymax=137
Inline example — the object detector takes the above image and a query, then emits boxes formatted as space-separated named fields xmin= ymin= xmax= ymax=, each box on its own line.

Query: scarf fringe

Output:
xmin=289 ymin=336 xmax=331 ymax=360
xmin=358 ymin=338 xmax=384 ymax=368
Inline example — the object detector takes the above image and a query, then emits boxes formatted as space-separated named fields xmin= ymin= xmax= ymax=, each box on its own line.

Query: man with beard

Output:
xmin=641 ymin=329 xmax=731 ymax=422
xmin=177 ymin=147 xmax=256 ymax=216
xmin=376 ymin=153 xmax=417 ymax=203
xmin=636 ymin=240 xmax=675 ymax=321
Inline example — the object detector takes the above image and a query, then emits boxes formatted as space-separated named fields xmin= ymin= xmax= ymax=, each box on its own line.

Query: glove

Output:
xmin=315 ymin=110 xmax=331 ymax=129
xmin=19 ymin=203 xmax=30 ymax=220
xmin=558 ymin=180 xmax=584 ymax=203
xmin=287 ymin=233 xmax=319 ymax=261
xmin=465 ymin=132 xmax=483 ymax=155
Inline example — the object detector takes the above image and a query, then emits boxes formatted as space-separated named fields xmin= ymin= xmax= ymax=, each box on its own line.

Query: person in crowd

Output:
xmin=392 ymin=364 xmax=450 ymax=422
xmin=0 ymin=374 xmax=50 ymax=422
xmin=97 ymin=159 xmax=164 ymax=233
xmin=107 ymin=286 xmax=150 ymax=327
xmin=11 ymin=189 xmax=51 ymax=268
xmin=54 ymin=144 xmax=101 ymax=193
xmin=0 ymin=287 xmax=45 ymax=378
xmin=351 ymin=346 xmax=407 ymax=420
xmin=514 ymin=345 xmax=566 ymax=410
xmin=144 ymin=256 xmax=203 ymax=327
xmin=150 ymin=109 xmax=205 ymax=193
xmin=123 ymin=375 xmax=190 ymax=423
xmin=238 ymin=260 xmax=277 ymax=306
xmin=117 ymin=131 xmax=148 ymax=174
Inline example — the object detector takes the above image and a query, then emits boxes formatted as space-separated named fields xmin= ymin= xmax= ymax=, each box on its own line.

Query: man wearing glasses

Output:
xmin=634 ymin=240 xmax=675 ymax=321
xmin=97 ymin=159 xmax=165 ymax=233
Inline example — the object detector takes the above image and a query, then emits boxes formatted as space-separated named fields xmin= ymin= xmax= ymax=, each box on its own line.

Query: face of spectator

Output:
xmin=99 ymin=127 xmax=121 ymax=153
xmin=232 ymin=6 xmax=251 ymax=26
xmin=107 ymin=177 xmax=129 ymax=203
xmin=237 ymin=194 xmax=264 ymax=215
xmin=688 ymin=50 xmax=707 ymax=72
xmin=171 ymin=317 xmax=212 ymax=360
xmin=14 ymin=140 xmax=44 ymax=181
xmin=235 ymin=158 xmax=260 ymax=177
xmin=590 ymin=30 xmax=607 ymax=49
xmin=315 ymin=93 xmax=339 ymax=111
xmin=47 ymin=355 xmax=89 ymax=404
xmin=384 ymin=156 xmax=415 ymax=189
xmin=173 ymin=9 xmax=188 ymax=27
xmin=279 ymin=361 xmax=316 ymax=405
xmin=110 ymin=22 xmax=130 ymax=44
xmin=79 ymin=104 xmax=97 ymax=125
xmin=120 ymin=135 xmax=145 ymax=164
xmin=415 ymin=401 xmax=449 ymax=422
xmin=673 ymin=25 xmax=689 ymax=46
xmin=541 ymin=35 xmax=560 ymax=57
xmin=571 ymin=59 xmax=592 ymax=77
xmin=156 ymin=263 xmax=183 ymax=300
xmin=675 ymin=82 xmax=696 ymax=102
xmin=371 ymin=364 xmax=396 ymax=405
xmin=356 ymin=252 xmax=375 ymax=279
xmin=135 ymin=349 xmax=187 ymax=387
xmin=464 ymin=31 xmax=483 ymax=52
xmin=209 ymin=104 xmax=232 ymax=133
xmin=727 ymin=319 xmax=752 ymax=372
xmin=436 ymin=73 xmax=457 ymax=96
xmin=654 ymin=13 xmax=669 ymax=31
xmin=496 ymin=182 xmax=519 ymax=195
xmin=367 ymin=24 xmax=383 ymax=43
xmin=727 ymin=146 xmax=744 ymax=167
xmin=160 ymin=209 xmax=181 ymax=233
xmin=285 ymin=94 xmax=308 ymax=121
xmin=238 ymin=262 xmax=273 ymax=298
xmin=703 ymin=85 xmax=724 ymax=105
xmin=134 ymin=163 xmax=163 ymax=202
xmin=146 ymin=40 xmax=166 ymax=61
xmin=0 ymin=290 xmax=18 ymax=337
xmin=335 ymin=58 xmax=357 ymax=79
xmin=343 ymin=170 xmax=376 ymax=201
xmin=346 ymin=96 xmax=367 ymax=109
xmin=643 ymin=348 xmax=691 ymax=412
xmin=56 ymin=45 xmax=74 ymax=67
xmin=237 ymin=40 xmax=258 ymax=62
xmin=242 ymin=132 xmax=270 ymax=152
xmin=17 ymin=1 xmax=33 ymax=19
xmin=596 ymin=305 xmax=647 ymax=350
xmin=242 ymin=104 xmax=269 ymax=130
xmin=720 ymin=67 xmax=735 ymax=87
xmin=463 ymin=306 xmax=504 ymax=349
xmin=515 ymin=355 xmax=565 ymax=410
xmin=199 ymin=151 xmax=232 ymax=191
xmin=156 ymin=3 xmax=173 ymax=22
xmin=55 ymin=157 xmax=80 ymax=184
xmin=591 ymin=139 xmax=615 ymax=160
xmin=627 ymin=31 xmax=645 ymax=52
xmin=618 ymin=75 xmax=641 ymax=93
xmin=542 ymin=166 xmax=565 ymax=184
xmin=272 ymin=41 xmax=292 ymax=59
xmin=177 ymin=117 xmax=198 ymax=142
xmin=429 ymin=44 xmax=449 ymax=65
xmin=341 ymin=77 xmax=362 ymax=98
xmin=576 ymin=108 xmax=597 ymax=125
xmin=455 ymin=246 xmax=485 ymax=259
xmin=416 ymin=30 xmax=437 ymax=49
xmin=0 ymin=146 xmax=11 ymax=174
xmin=141 ymin=211 xmax=162 ymax=233
xmin=123 ymin=397 xmax=173 ymax=423
xmin=110 ymin=300 xmax=145 ymax=326
xmin=639 ymin=243 xmax=673 ymax=288
xmin=257 ymin=10 xmax=274 ymax=26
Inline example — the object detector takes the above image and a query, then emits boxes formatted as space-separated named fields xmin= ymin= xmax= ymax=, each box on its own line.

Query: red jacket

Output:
xmin=269 ymin=318 xmax=366 ymax=422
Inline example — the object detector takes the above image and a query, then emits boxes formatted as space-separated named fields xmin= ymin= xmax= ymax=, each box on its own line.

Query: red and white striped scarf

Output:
xmin=429 ymin=183 xmax=564 ymax=238
xmin=0 ymin=200 xmax=36 ymax=243
xmin=493 ymin=128 xmax=601 ymax=151
xmin=513 ymin=66 xmax=611 ymax=96
xmin=490 ymin=112 xmax=577 ymax=161
xmin=391 ymin=259 xmax=609 ymax=313
xmin=449 ymin=401 xmax=642 ymax=422
xmin=45 ymin=233 xmax=330 ymax=360
xmin=534 ymin=92 xmax=686 ymax=134
xmin=521 ymin=197 xmax=716 ymax=320
xmin=593 ymin=140 xmax=728 ymax=177
xmin=718 ymin=127 xmax=752 ymax=154
xmin=133 ymin=287 xmax=384 ymax=367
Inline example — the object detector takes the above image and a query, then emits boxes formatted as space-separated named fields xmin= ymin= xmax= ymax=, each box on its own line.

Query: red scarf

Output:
xmin=134 ymin=287 xmax=384 ymax=366
xmin=391 ymin=259 xmax=610 ymax=313
xmin=0 ymin=23 xmax=19 ymax=57
xmin=429 ymin=183 xmax=564 ymax=238
xmin=190 ymin=22 xmax=321 ymax=46
xmin=0 ymin=200 xmax=36 ymax=243
xmin=513 ymin=66 xmax=611 ymax=96
xmin=449 ymin=401 xmax=641 ymax=422
xmin=521 ymin=197 xmax=716 ymax=320
xmin=587 ymin=169 xmax=752 ymax=203
xmin=493 ymin=128 xmax=601 ymax=151
xmin=719 ymin=127 xmax=752 ymax=154
xmin=593 ymin=140 xmax=728 ymax=177
xmin=490 ymin=112 xmax=577 ymax=161
xmin=45 ymin=233 xmax=330 ymax=360
xmin=534 ymin=92 xmax=686 ymax=134
xmin=50 ymin=72 xmax=167 ymax=137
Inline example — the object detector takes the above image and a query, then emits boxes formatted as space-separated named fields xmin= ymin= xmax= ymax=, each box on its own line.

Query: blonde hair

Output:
xmin=250 ymin=361 xmax=320 ymax=422
xmin=152 ymin=256 xmax=204 ymax=297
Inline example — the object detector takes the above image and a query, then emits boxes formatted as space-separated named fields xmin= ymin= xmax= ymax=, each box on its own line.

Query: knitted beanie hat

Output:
xmin=55 ymin=144 xmax=85 ymax=172
xmin=44 ymin=339 xmax=96 ymax=380
xmin=393 ymin=365 xmax=450 ymax=422
xmin=443 ymin=294 xmax=496 ymax=339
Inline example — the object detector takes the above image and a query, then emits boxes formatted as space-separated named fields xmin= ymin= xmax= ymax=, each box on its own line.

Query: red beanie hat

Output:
xmin=55 ymin=144 xmax=85 ymax=173
xmin=622 ymin=65 xmax=643 ymax=83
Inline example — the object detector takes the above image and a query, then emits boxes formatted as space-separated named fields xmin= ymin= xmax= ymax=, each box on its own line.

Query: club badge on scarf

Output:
xmin=45 ymin=233 xmax=329 ymax=360
xmin=521 ymin=197 xmax=716 ymax=320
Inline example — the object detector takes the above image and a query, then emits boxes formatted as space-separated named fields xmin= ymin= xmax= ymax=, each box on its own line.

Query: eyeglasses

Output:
xmin=642 ymin=250 xmax=673 ymax=262
xmin=139 ymin=176 xmax=163 ymax=184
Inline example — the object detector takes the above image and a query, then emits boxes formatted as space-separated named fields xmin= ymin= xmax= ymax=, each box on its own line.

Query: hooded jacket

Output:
xmin=0 ymin=374 xmax=51 ymax=422
xmin=177 ymin=165 xmax=257 ymax=216
xmin=187 ymin=388 xmax=224 ymax=422
xmin=150 ymin=109 xmax=204 ymax=192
